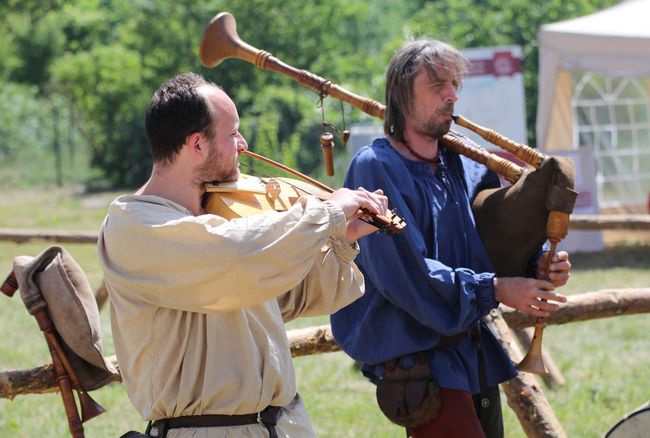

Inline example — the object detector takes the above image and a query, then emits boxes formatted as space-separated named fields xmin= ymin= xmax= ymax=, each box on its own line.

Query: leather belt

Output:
xmin=437 ymin=330 xmax=470 ymax=347
xmin=148 ymin=406 xmax=281 ymax=438
xmin=383 ymin=331 xmax=470 ymax=371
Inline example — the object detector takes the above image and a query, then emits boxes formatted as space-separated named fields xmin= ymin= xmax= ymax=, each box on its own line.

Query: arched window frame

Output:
xmin=572 ymin=73 xmax=650 ymax=209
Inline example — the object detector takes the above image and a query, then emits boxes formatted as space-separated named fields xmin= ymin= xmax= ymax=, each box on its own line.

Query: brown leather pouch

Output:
xmin=375 ymin=353 xmax=441 ymax=428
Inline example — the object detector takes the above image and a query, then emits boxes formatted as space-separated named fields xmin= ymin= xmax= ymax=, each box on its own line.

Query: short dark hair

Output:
xmin=384 ymin=39 xmax=470 ymax=142
xmin=145 ymin=72 xmax=217 ymax=164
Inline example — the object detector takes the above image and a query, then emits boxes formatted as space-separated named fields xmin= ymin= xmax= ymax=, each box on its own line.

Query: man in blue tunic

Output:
xmin=330 ymin=40 xmax=571 ymax=438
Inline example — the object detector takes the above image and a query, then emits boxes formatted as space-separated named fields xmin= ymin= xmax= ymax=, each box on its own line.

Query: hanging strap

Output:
xmin=470 ymin=322 xmax=490 ymax=414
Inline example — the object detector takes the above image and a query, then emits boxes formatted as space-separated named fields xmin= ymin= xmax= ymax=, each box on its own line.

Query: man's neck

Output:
xmin=136 ymin=165 xmax=205 ymax=216
xmin=389 ymin=133 xmax=440 ymax=167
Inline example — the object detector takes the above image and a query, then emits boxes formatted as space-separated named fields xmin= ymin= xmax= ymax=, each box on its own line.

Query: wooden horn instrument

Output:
xmin=200 ymin=12 xmax=566 ymax=375
xmin=200 ymin=12 xmax=534 ymax=183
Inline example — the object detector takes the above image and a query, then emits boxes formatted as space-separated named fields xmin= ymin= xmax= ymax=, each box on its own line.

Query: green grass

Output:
xmin=0 ymin=188 xmax=649 ymax=437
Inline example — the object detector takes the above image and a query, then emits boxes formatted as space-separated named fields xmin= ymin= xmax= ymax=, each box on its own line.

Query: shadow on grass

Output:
xmin=571 ymin=244 xmax=650 ymax=270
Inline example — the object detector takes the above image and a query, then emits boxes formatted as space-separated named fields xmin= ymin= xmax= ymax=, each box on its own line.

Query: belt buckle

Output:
xmin=149 ymin=421 xmax=166 ymax=437
xmin=257 ymin=411 xmax=263 ymax=425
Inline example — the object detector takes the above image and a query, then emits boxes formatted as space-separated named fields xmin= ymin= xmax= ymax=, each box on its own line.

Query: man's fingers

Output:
xmin=374 ymin=190 xmax=388 ymax=212
xmin=524 ymin=306 xmax=550 ymax=318
xmin=532 ymin=279 xmax=555 ymax=291
xmin=550 ymin=260 xmax=571 ymax=273
xmin=497 ymin=276 xmax=567 ymax=318
xmin=549 ymin=251 xmax=571 ymax=273
xmin=520 ymin=296 xmax=562 ymax=317
xmin=537 ymin=288 xmax=567 ymax=304
xmin=549 ymin=270 xmax=570 ymax=282
xmin=552 ymin=251 xmax=569 ymax=263
xmin=521 ymin=284 xmax=566 ymax=305
xmin=534 ymin=299 xmax=562 ymax=312
xmin=357 ymin=190 xmax=388 ymax=216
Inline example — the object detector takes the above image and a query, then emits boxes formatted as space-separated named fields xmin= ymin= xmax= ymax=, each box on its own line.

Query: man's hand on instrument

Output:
xmin=329 ymin=187 xmax=388 ymax=244
xmin=536 ymin=251 xmax=571 ymax=287
xmin=494 ymin=277 xmax=567 ymax=318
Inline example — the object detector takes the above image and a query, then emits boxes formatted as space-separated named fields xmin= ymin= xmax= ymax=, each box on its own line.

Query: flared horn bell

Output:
xmin=79 ymin=390 xmax=106 ymax=422
xmin=200 ymin=12 xmax=257 ymax=68
xmin=516 ymin=322 xmax=549 ymax=375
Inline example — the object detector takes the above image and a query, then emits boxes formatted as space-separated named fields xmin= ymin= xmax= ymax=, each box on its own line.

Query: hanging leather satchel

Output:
xmin=375 ymin=353 xmax=441 ymax=428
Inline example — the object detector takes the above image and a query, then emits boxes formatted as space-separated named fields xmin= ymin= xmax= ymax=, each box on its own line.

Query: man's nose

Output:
xmin=443 ymin=84 xmax=458 ymax=103
xmin=237 ymin=135 xmax=248 ymax=151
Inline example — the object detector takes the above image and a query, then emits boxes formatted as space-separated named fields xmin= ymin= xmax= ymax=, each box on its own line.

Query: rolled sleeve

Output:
xmin=321 ymin=200 xmax=360 ymax=262
xmin=472 ymin=272 xmax=498 ymax=315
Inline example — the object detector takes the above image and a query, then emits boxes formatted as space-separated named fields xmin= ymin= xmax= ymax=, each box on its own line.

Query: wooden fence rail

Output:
xmin=2 ymin=288 xmax=648 ymax=397
xmin=0 ymin=228 xmax=98 ymax=244
xmin=1 ymin=214 xmax=649 ymax=246
xmin=569 ymin=214 xmax=650 ymax=230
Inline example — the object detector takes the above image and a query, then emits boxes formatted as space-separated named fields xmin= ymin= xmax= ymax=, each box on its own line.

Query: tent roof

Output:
xmin=539 ymin=0 xmax=650 ymax=69
xmin=536 ymin=0 xmax=650 ymax=150
xmin=542 ymin=0 xmax=650 ymax=40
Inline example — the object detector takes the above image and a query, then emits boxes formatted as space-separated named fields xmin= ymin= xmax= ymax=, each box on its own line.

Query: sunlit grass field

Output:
xmin=0 ymin=188 xmax=648 ymax=437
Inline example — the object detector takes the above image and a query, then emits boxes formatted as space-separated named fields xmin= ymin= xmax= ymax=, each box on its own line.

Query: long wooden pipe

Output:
xmin=452 ymin=115 xmax=546 ymax=170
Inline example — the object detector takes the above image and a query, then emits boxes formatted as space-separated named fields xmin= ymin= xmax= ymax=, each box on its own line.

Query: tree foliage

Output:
xmin=0 ymin=0 xmax=619 ymax=188
xmin=405 ymin=0 xmax=618 ymax=145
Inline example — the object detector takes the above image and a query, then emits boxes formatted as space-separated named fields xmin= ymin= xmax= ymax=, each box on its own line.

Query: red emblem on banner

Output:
xmin=468 ymin=50 xmax=522 ymax=77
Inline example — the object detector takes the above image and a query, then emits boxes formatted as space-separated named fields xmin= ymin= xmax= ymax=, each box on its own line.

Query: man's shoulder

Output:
xmin=353 ymin=138 xmax=396 ymax=164
xmin=101 ymin=194 xmax=192 ymax=238
xmin=109 ymin=194 xmax=190 ymax=216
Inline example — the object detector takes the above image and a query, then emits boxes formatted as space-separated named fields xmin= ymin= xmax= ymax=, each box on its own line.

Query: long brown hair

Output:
xmin=384 ymin=40 xmax=469 ymax=142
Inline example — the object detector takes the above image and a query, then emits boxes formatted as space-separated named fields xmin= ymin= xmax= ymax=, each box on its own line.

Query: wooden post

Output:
xmin=485 ymin=309 xmax=567 ymax=438
xmin=94 ymin=281 xmax=109 ymax=311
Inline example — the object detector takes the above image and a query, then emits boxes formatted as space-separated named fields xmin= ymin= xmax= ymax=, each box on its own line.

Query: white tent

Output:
xmin=537 ymin=0 xmax=650 ymax=209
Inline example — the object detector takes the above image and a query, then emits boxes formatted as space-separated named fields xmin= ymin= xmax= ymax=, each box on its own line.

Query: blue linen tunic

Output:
xmin=331 ymin=138 xmax=517 ymax=393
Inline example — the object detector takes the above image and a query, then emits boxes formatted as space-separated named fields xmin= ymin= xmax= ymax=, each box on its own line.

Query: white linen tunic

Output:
xmin=97 ymin=194 xmax=364 ymax=437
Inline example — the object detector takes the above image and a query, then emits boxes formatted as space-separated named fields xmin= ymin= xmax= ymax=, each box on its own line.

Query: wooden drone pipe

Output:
xmin=516 ymin=210 xmax=570 ymax=375
xmin=452 ymin=115 xmax=546 ymax=169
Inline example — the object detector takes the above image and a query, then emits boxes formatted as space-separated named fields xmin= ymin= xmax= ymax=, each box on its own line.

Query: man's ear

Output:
xmin=185 ymin=133 xmax=204 ymax=156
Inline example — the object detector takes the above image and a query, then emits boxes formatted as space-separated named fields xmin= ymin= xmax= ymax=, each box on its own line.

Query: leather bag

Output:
xmin=375 ymin=354 xmax=441 ymax=428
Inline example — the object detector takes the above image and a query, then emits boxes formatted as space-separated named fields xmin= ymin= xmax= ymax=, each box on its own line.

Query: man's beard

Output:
xmin=194 ymin=145 xmax=239 ymax=185
xmin=421 ymin=119 xmax=452 ymax=139
xmin=418 ymin=104 xmax=454 ymax=139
